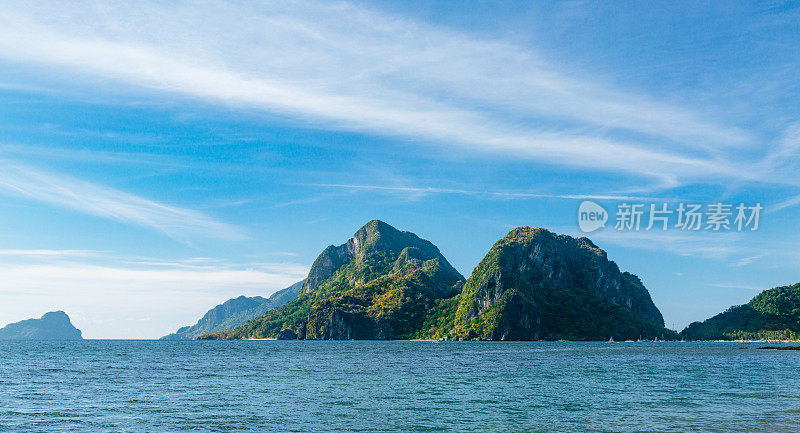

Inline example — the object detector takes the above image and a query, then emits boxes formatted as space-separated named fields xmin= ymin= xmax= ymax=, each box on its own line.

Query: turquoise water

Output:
xmin=1 ymin=341 xmax=799 ymax=432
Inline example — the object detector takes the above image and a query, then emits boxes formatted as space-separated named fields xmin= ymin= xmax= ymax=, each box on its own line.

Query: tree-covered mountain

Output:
xmin=200 ymin=220 xmax=465 ymax=340
xmin=161 ymin=280 xmax=304 ymax=340
xmin=201 ymin=221 xmax=673 ymax=341
xmin=0 ymin=311 xmax=83 ymax=340
xmin=421 ymin=227 xmax=672 ymax=341
xmin=681 ymin=283 xmax=800 ymax=340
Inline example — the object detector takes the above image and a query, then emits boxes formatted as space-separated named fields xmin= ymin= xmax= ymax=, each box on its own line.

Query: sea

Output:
xmin=1 ymin=340 xmax=799 ymax=432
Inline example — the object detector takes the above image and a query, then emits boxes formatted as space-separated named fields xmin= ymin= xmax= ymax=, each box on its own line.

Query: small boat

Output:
xmin=608 ymin=336 xmax=614 ymax=343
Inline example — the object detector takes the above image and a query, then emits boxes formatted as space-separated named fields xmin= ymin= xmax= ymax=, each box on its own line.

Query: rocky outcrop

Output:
xmin=305 ymin=304 xmax=390 ymax=340
xmin=276 ymin=328 xmax=298 ymax=340
xmin=0 ymin=311 xmax=83 ymax=340
xmin=440 ymin=227 xmax=668 ymax=341
xmin=302 ymin=245 xmax=352 ymax=294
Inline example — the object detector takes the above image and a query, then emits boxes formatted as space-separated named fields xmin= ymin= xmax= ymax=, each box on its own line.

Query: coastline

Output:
xmin=209 ymin=338 xmax=800 ymax=343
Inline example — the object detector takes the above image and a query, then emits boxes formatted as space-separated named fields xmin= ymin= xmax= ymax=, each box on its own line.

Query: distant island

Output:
xmin=682 ymin=283 xmax=800 ymax=340
xmin=161 ymin=280 xmax=305 ymax=340
xmin=0 ymin=311 xmax=83 ymax=340
xmin=200 ymin=220 xmax=674 ymax=341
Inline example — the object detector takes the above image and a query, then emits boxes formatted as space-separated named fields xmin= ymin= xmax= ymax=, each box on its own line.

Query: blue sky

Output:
xmin=1 ymin=1 xmax=799 ymax=338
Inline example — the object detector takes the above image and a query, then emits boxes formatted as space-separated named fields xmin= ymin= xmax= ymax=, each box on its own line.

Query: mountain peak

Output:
xmin=303 ymin=219 xmax=450 ymax=294
xmin=361 ymin=219 xmax=393 ymax=233
xmin=505 ymin=226 xmax=552 ymax=239
xmin=352 ymin=219 xmax=435 ymax=256
xmin=499 ymin=226 xmax=607 ymax=260
xmin=41 ymin=310 xmax=70 ymax=321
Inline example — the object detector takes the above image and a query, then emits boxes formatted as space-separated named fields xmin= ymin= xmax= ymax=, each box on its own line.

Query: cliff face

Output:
xmin=202 ymin=220 xmax=465 ymax=340
xmin=681 ymin=283 xmax=800 ymax=340
xmin=0 ymin=311 xmax=83 ymax=340
xmin=302 ymin=245 xmax=353 ymax=294
xmin=161 ymin=280 xmax=304 ymax=340
xmin=427 ymin=227 xmax=667 ymax=341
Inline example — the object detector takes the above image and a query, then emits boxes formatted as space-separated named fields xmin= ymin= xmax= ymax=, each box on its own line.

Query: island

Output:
xmin=0 ymin=311 xmax=83 ymax=340
xmin=200 ymin=220 xmax=674 ymax=341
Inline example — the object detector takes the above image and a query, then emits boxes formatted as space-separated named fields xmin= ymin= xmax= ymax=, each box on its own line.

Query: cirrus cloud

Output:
xmin=0 ymin=0 xmax=767 ymax=188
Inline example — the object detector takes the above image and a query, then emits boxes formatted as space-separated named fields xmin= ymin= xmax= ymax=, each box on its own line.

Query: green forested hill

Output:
xmin=420 ymin=227 xmax=672 ymax=341
xmin=681 ymin=283 xmax=800 ymax=340
xmin=201 ymin=220 xmax=465 ymax=340
xmin=201 ymin=222 xmax=673 ymax=341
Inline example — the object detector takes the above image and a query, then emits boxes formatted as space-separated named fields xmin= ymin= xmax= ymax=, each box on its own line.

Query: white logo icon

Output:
xmin=578 ymin=201 xmax=608 ymax=233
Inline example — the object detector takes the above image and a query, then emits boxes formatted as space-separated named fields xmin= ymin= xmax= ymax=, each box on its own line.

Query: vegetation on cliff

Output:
xmin=202 ymin=223 xmax=673 ymax=341
xmin=421 ymin=227 xmax=673 ymax=341
xmin=201 ymin=220 xmax=464 ymax=340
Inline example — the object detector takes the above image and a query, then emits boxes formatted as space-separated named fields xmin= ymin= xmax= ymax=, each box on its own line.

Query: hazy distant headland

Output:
xmin=0 ymin=311 xmax=82 ymax=340
xmin=161 ymin=280 xmax=304 ymax=340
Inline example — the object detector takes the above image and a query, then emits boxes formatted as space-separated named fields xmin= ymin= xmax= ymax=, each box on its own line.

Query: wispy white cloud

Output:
xmin=769 ymin=194 xmax=800 ymax=214
xmin=587 ymin=229 xmax=800 ymax=268
xmin=0 ymin=161 xmax=244 ymax=241
xmin=0 ymin=262 xmax=307 ymax=292
xmin=0 ymin=0 xmax=767 ymax=187
xmin=0 ymin=253 xmax=309 ymax=339
xmin=708 ymin=283 xmax=764 ymax=291
xmin=731 ymin=254 xmax=767 ymax=267
xmin=589 ymin=230 xmax=745 ymax=261
xmin=263 ymin=251 xmax=300 ymax=257
xmin=759 ymin=125 xmax=800 ymax=213
xmin=0 ymin=249 xmax=102 ymax=257
xmin=309 ymin=182 xmax=655 ymax=202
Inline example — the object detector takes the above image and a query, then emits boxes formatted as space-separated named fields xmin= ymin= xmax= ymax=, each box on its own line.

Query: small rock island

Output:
xmin=0 ymin=311 xmax=83 ymax=340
